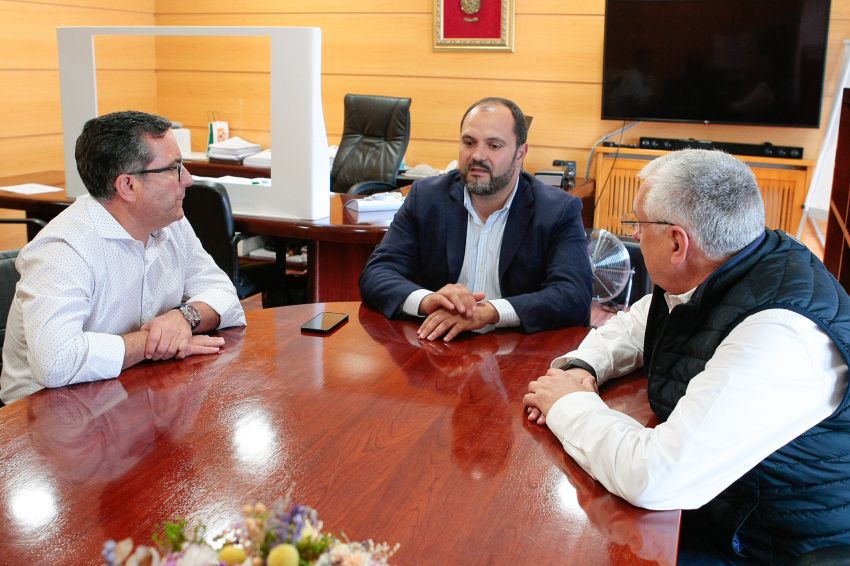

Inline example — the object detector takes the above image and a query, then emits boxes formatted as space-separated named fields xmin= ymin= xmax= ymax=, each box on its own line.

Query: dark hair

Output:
xmin=460 ymin=97 xmax=528 ymax=147
xmin=74 ymin=110 xmax=172 ymax=201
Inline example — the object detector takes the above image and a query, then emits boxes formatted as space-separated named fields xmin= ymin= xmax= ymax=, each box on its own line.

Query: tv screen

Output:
xmin=601 ymin=0 xmax=831 ymax=128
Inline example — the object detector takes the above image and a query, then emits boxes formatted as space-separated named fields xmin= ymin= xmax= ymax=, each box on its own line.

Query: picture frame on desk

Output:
xmin=433 ymin=0 xmax=514 ymax=52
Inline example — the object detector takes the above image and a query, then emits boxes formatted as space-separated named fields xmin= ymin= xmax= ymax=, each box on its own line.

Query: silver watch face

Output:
xmin=179 ymin=304 xmax=201 ymax=329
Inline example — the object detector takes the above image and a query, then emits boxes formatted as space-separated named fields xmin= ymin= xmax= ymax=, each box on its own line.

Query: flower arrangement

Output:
xmin=102 ymin=490 xmax=398 ymax=566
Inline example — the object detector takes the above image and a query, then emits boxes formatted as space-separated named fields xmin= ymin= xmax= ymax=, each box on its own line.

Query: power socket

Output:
xmin=552 ymin=160 xmax=577 ymax=189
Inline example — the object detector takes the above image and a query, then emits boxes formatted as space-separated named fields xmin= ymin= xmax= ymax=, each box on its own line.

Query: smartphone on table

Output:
xmin=300 ymin=312 xmax=349 ymax=334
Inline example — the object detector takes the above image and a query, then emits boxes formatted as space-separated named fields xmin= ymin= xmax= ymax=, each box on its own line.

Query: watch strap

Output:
xmin=559 ymin=358 xmax=597 ymax=379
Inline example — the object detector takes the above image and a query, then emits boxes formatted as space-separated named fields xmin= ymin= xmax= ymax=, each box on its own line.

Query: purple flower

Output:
xmin=269 ymin=503 xmax=319 ymax=544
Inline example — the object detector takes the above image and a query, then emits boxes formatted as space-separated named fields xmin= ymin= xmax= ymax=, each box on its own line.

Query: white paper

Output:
xmin=344 ymin=193 xmax=404 ymax=212
xmin=243 ymin=149 xmax=272 ymax=168
xmin=0 ymin=183 xmax=63 ymax=195
xmin=346 ymin=210 xmax=395 ymax=226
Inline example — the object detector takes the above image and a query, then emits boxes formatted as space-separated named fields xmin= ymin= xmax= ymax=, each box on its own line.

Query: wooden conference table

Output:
xmin=0 ymin=171 xmax=393 ymax=302
xmin=0 ymin=302 xmax=679 ymax=565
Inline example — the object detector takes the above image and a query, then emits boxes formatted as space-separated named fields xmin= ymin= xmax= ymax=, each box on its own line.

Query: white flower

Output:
xmin=175 ymin=543 xmax=220 ymax=566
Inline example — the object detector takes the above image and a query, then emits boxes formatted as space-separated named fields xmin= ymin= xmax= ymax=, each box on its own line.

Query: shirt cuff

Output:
xmin=489 ymin=299 xmax=519 ymax=328
xmin=82 ymin=332 xmax=126 ymax=383
xmin=551 ymin=350 xmax=580 ymax=369
xmin=402 ymin=289 xmax=432 ymax=317
xmin=546 ymin=390 xmax=609 ymax=444
xmin=187 ymin=289 xmax=245 ymax=328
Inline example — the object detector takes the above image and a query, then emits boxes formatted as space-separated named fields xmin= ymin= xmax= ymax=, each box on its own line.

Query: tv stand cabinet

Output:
xmin=594 ymin=146 xmax=813 ymax=235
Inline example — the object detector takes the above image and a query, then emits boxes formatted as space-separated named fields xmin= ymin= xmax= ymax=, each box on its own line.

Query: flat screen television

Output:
xmin=601 ymin=0 xmax=831 ymax=128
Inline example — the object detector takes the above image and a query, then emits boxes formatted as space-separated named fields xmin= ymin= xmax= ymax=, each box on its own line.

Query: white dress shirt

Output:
xmin=0 ymin=195 xmax=246 ymax=404
xmin=546 ymin=290 xmax=848 ymax=510
xmin=402 ymin=180 xmax=520 ymax=328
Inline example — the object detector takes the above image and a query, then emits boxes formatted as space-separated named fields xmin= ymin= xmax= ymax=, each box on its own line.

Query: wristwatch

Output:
xmin=559 ymin=358 xmax=597 ymax=379
xmin=177 ymin=303 xmax=201 ymax=331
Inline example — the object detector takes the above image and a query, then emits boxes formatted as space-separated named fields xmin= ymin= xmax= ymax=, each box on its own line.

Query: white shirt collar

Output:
xmin=84 ymin=195 xmax=168 ymax=244
xmin=462 ymin=177 xmax=520 ymax=223
xmin=663 ymin=286 xmax=698 ymax=312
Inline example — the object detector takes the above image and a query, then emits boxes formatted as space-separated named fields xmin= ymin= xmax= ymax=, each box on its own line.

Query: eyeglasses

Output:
xmin=620 ymin=211 xmax=674 ymax=233
xmin=128 ymin=160 xmax=185 ymax=183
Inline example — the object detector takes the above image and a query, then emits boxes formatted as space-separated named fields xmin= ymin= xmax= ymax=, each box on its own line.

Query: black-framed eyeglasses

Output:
xmin=128 ymin=161 xmax=185 ymax=183
xmin=620 ymin=211 xmax=674 ymax=232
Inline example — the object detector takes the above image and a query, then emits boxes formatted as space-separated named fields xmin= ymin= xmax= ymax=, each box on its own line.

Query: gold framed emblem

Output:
xmin=434 ymin=0 xmax=515 ymax=52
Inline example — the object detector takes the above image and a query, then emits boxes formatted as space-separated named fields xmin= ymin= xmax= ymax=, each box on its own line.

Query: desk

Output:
xmin=0 ymin=172 xmax=392 ymax=302
xmin=0 ymin=303 xmax=679 ymax=564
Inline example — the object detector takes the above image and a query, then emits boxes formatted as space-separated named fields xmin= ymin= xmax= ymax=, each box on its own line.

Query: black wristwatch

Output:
xmin=177 ymin=303 xmax=201 ymax=331
xmin=559 ymin=358 xmax=597 ymax=379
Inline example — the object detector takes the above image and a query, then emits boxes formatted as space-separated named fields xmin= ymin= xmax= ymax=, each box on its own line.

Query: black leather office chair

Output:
xmin=182 ymin=180 xmax=280 ymax=302
xmin=331 ymin=93 xmax=412 ymax=195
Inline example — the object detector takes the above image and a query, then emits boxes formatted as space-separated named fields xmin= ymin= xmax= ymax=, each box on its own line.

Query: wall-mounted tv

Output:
xmin=601 ymin=0 xmax=831 ymax=128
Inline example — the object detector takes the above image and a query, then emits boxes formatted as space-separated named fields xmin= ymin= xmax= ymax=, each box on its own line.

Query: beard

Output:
xmin=462 ymin=158 xmax=517 ymax=196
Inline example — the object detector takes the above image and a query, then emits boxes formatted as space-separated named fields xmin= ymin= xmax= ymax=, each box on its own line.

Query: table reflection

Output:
xmin=533 ymin=375 xmax=676 ymax=563
xmin=359 ymin=306 xmax=520 ymax=478
xmin=27 ymin=361 xmax=212 ymax=483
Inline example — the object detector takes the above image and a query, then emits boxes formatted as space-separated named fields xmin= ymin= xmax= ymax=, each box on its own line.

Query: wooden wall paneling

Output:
xmin=0 ymin=69 xmax=155 ymax=139
xmin=156 ymin=72 xmax=609 ymax=174
xmin=96 ymin=70 xmax=159 ymax=116
xmin=153 ymin=14 xmax=602 ymax=84
xmin=0 ymin=71 xmax=62 ymax=137
xmin=0 ymin=134 xmax=65 ymax=176
xmin=154 ymin=0 xmax=604 ymax=16
xmin=0 ymin=1 xmax=155 ymax=70
xmin=155 ymin=0 xmax=429 ymax=14
xmin=26 ymin=0 xmax=153 ymax=10
xmin=158 ymin=73 xmax=608 ymax=145
xmin=0 ymin=1 xmax=155 ymax=179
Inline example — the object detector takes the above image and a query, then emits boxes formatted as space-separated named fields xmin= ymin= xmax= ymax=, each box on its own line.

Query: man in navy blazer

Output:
xmin=359 ymin=97 xmax=593 ymax=341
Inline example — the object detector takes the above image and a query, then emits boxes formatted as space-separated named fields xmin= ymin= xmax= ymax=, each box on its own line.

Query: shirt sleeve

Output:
xmin=545 ymin=308 xmax=848 ymax=510
xmin=489 ymin=298 xmax=519 ymax=328
xmin=177 ymin=219 xmax=246 ymax=329
xmin=402 ymin=288 xmax=432 ymax=317
xmin=551 ymin=293 xmax=652 ymax=385
xmin=18 ymin=240 xmax=125 ymax=388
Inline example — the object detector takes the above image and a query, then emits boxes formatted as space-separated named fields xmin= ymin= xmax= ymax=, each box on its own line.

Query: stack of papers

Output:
xmin=344 ymin=192 xmax=404 ymax=212
xmin=207 ymin=136 xmax=262 ymax=162
xmin=243 ymin=149 xmax=271 ymax=168
xmin=0 ymin=183 xmax=63 ymax=195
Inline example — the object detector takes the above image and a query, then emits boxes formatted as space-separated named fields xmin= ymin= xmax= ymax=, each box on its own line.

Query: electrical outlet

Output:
xmin=553 ymin=160 xmax=577 ymax=189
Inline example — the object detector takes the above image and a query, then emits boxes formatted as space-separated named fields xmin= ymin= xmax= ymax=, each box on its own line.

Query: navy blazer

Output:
xmin=359 ymin=171 xmax=593 ymax=332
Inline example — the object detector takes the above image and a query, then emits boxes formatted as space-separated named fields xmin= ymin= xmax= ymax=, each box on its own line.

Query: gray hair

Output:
xmin=75 ymin=110 xmax=172 ymax=201
xmin=638 ymin=149 xmax=765 ymax=260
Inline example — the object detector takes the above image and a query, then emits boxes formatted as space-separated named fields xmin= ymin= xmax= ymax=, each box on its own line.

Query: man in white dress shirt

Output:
xmin=0 ymin=111 xmax=246 ymax=404
xmin=523 ymin=149 xmax=850 ymax=563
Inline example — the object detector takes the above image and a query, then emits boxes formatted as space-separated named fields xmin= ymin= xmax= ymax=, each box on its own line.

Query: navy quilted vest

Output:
xmin=643 ymin=230 xmax=850 ymax=563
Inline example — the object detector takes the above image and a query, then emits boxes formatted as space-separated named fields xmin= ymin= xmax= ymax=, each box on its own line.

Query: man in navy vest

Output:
xmin=524 ymin=149 xmax=850 ymax=563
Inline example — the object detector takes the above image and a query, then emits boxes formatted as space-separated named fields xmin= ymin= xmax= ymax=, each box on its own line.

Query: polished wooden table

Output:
xmin=0 ymin=302 xmax=679 ymax=564
xmin=0 ymin=172 xmax=394 ymax=302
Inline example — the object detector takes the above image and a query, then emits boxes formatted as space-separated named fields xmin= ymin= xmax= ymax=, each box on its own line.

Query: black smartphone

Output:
xmin=300 ymin=312 xmax=349 ymax=334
